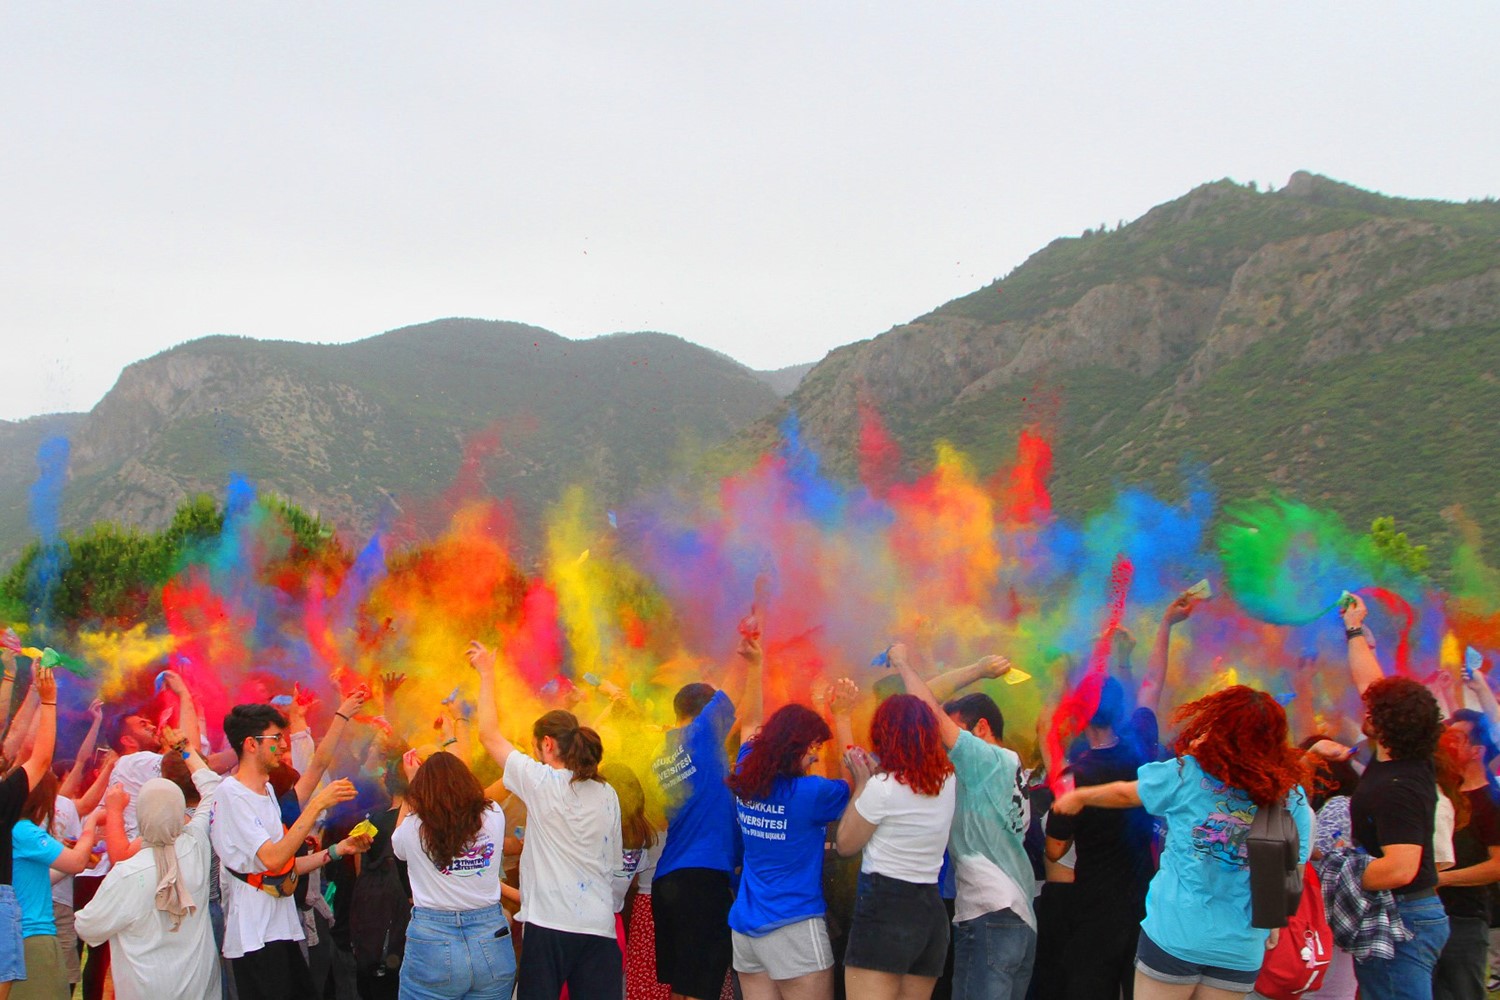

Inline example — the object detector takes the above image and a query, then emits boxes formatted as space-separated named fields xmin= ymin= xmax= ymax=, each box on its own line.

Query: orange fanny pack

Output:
xmin=228 ymin=856 xmax=300 ymax=898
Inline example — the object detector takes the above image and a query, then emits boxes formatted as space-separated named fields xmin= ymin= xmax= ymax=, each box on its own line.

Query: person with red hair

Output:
xmin=1053 ymin=685 xmax=1313 ymax=999
xmin=834 ymin=694 xmax=956 ymax=1000
xmin=726 ymin=700 xmax=852 ymax=1000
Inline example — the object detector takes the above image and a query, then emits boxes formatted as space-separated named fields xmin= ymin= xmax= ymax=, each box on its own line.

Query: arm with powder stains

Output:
xmin=103 ymin=783 xmax=143 ymax=863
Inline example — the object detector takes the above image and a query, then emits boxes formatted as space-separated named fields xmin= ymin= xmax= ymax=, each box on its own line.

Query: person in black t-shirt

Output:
xmin=1434 ymin=710 xmax=1500 ymax=1000
xmin=1040 ymin=677 xmax=1152 ymax=1000
xmin=1343 ymin=593 xmax=1450 ymax=1000
xmin=0 ymin=664 xmax=61 ymax=1000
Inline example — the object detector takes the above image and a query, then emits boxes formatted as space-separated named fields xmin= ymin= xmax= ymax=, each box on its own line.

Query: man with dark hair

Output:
xmin=1434 ymin=711 xmax=1500 ymax=1000
xmin=108 ymin=672 xmax=200 ymax=839
xmin=210 ymin=703 xmax=369 ymax=1000
xmin=1343 ymin=594 xmax=1450 ymax=1000
xmin=1039 ymin=676 xmax=1152 ymax=999
xmin=891 ymin=644 xmax=1034 ymax=1000
xmin=649 ymin=639 xmax=762 ymax=1000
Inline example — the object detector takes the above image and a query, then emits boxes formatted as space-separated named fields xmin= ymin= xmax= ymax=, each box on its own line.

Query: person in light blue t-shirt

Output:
xmin=1054 ymin=685 xmax=1314 ymax=999
xmin=727 ymin=703 xmax=851 ymax=998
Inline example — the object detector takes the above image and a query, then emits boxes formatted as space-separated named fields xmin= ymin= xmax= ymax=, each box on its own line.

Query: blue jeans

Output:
xmin=399 ymin=904 xmax=516 ymax=1000
xmin=1354 ymin=893 xmax=1450 ymax=1000
xmin=952 ymin=908 xmax=1036 ymax=1000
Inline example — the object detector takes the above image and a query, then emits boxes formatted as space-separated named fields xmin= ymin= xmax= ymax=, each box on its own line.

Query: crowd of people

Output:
xmin=0 ymin=588 xmax=1494 ymax=1000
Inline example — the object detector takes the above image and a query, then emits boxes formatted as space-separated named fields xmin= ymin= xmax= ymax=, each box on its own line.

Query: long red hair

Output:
xmin=870 ymin=695 xmax=953 ymax=797
xmin=727 ymin=704 xmax=831 ymax=802
xmin=1170 ymin=685 xmax=1310 ymax=808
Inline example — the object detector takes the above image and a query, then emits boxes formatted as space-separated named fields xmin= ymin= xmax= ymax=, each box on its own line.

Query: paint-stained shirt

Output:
xmin=652 ymin=690 xmax=738 ymax=878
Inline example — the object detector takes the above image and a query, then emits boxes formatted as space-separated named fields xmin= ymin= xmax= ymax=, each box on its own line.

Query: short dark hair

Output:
xmin=673 ymin=682 xmax=716 ymax=721
xmin=943 ymin=693 xmax=1004 ymax=741
xmin=1450 ymin=709 xmax=1500 ymax=765
xmin=224 ymin=704 xmax=289 ymax=759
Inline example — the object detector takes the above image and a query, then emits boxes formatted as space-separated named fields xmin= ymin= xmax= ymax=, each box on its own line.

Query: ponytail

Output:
xmin=533 ymin=710 xmax=605 ymax=783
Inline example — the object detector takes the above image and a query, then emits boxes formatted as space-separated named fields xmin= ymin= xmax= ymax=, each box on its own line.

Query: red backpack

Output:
xmin=1254 ymin=863 xmax=1334 ymax=999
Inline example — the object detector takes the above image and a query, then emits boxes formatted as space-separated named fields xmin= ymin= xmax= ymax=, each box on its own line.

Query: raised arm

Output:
xmin=1341 ymin=594 xmax=1384 ymax=696
xmin=160 ymin=671 xmax=202 ymax=754
xmin=824 ymin=678 xmax=858 ymax=781
xmin=834 ymin=749 xmax=877 ymax=857
xmin=723 ymin=637 xmax=764 ymax=737
xmin=468 ymin=641 xmax=517 ymax=769
xmin=73 ymin=749 xmax=118 ymax=816
xmin=926 ymin=654 xmax=1013 ymax=703
xmin=1140 ymin=594 xmax=1195 ymax=715
xmin=103 ymin=783 xmax=142 ymax=863
xmin=1461 ymin=670 xmax=1500 ymax=730
xmin=0 ymin=649 xmax=17 ymax=733
xmin=889 ymin=643 xmax=961 ymax=749
xmin=295 ymin=688 xmax=368 ymax=806
xmin=4 ymin=677 xmax=41 ymax=765
xmin=61 ymin=699 xmax=106 ymax=799
xmin=21 ymin=666 xmax=58 ymax=790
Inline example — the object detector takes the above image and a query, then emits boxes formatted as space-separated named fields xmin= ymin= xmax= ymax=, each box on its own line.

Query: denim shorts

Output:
xmin=402 ymin=904 xmax=516 ymax=1000
xmin=1136 ymin=930 xmax=1259 ymax=992
xmin=0 ymin=886 xmax=22 ymax=983
xmin=844 ymin=872 xmax=950 ymax=978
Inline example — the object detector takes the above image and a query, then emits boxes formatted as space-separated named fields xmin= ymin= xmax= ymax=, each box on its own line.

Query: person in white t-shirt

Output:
xmin=467 ymin=641 xmax=623 ymax=1000
xmin=74 ymin=748 xmax=223 ymax=1000
xmin=392 ymin=750 xmax=518 ymax=1000
xmin=835 ymin=693 xmax=958 ymax=1000
xmin=209 ymin=703 xmax=371 ymax=1000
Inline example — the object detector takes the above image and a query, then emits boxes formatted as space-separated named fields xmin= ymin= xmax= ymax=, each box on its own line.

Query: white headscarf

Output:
xmin=135 ymin=778 xmax=194 ymax=930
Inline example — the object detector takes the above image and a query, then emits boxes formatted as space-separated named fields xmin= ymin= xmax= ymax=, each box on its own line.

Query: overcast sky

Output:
xmin=2 ymin=3 xmax=1496 ymax=421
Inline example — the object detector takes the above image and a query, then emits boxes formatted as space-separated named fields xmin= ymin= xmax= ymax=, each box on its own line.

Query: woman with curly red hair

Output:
xmin=1053 ymin=685 xmax=1313 ymax=999
xmin=834 ymin=693 xmax=956 ymax=1000
xmin=726 ymin=700 xmax=852 ymax=1000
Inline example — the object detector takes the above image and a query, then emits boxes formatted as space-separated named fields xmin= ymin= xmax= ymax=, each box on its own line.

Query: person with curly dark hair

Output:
xmin=726 ymin=700 xmax=852 ymax=1000
xmin=1342 ymin=593 xmax=1449 ymax=1000
xmin=1052 ymin=685 xmax=1313 ymax=1000
xmin=833 ymin=693 xmax=957 ymax=1000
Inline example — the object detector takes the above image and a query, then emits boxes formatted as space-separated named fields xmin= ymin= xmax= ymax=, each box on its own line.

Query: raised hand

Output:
xmin=826 ymin=677 xmax=859 ymax=716
xmin=337 ymin=687 xmax=370 ymax=719
xmin=977 ymin=655 xmax=1012 ymax=680
xmin=379 ymin=672 xmax=406 ymax=697
xmin=466 ymin=641 xmax=496 ymax=674
xmin=35 ymin=665 xmax=57 ymax=704
xmin=89 ymin=699 xmax=104 ymax=723
xmin=1163 ymin=594 xmax=1197 ymax=626
xmin=308 ymin=778 xmax=358 ymax=816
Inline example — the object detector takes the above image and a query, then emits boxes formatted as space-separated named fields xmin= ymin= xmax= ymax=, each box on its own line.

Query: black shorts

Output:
xmin=843 ymin=872 xmax=950 ymax=978
xmin=652 ymin=867 xmax=732 ymax=999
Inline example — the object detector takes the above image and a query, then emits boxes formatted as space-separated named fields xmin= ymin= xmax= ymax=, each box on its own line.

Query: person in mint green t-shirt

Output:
xmin=1054 ymin=685 xmax=1313 ymax=997
xmin=890 ymin=644 xmax=1036 ymax=1000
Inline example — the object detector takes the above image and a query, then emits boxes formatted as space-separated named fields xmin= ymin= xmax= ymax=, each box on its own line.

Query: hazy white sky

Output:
xmin=3 ymin=3 xmax=1496 ymax=421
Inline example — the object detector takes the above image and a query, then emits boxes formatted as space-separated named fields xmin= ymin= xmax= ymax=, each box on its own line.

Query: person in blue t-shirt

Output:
xmin=726 ymin=703 xmax=851 ymax=999
xmin=1053 ymin=685 xmax=1314 ymax=999
xmin=650 ymin=635 xmax=763 ymax=1000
